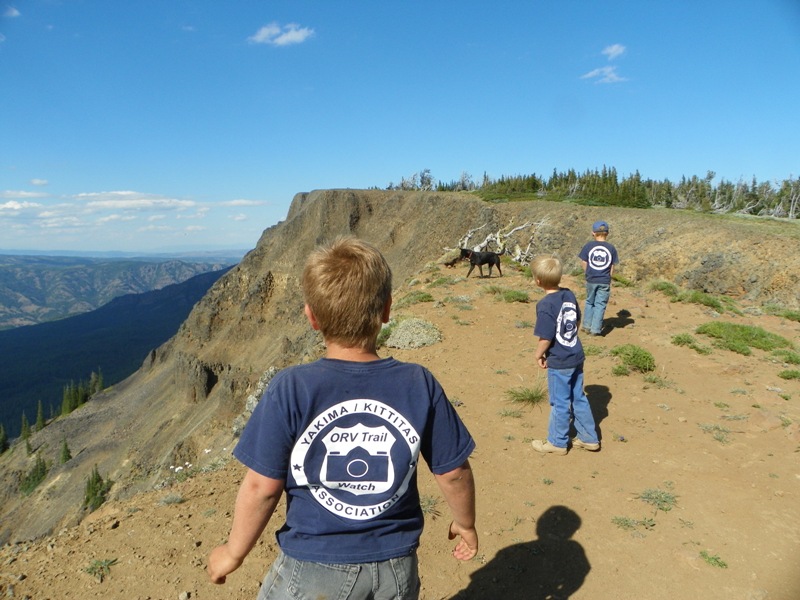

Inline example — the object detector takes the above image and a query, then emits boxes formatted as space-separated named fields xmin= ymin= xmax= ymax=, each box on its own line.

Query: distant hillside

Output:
xmin=0 ymin=267 xmax=232 ymax=438
xmin=0 ymin=256 xmax=236 ymax=329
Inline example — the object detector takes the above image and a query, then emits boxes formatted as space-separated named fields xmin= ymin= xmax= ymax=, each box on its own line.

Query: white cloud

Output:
xmin=185 ymin=225 xmax=206 ymax=232
xmin=230 ymin=213 xmax=249 ymax=222
xmin=0 ymin=34 xmax=6 ymax=44
xmin=1 ymin=200 xmax=42 ymax=211
xmin=581 ymin=66 xmax=627 ymax=84
xmin=248 ymin=22 xmax=314 ymax=46
xmin=4 ymin=6 xmax=20 ymax=18
xmin=138 ymin=224 xmax=172 ymax=232
xmin=39 ymin=216 xmax=82 ymax=229
xmin=1 ymin=190 xmax=48 ymax=199
xmin=221 ymin=199 xmax=266 ymax=207
xmin=30 ymin=178 xmax=49 ymax=186
xmin=602 ymin=44 xmax=626 ymax=61
xmin=76 ymin=191 xmax=195 ymax=211
xmin=97 ymin=214 xmax=137 ymax=224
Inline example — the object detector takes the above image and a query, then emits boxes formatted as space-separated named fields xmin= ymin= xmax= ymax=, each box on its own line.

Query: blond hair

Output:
xmin=302 ymin=237 xmax=392 ymax=349
xmin=531 ymin=255 xmax=562 ymax=288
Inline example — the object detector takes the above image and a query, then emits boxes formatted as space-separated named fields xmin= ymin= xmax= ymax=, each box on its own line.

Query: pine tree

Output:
xmin=84 ymin=465 xmax=113 ymax=512
xmin=59 ymin=437 xmax=72 ymax=464
xmin=20 ymin=412 xmax=31 ymax=440
xmin=0 ymin=423 xmax=8 ymax=454
xmin=36 ymin=400 xmax=45 ymax=431
xmin=89 ymin=369 xmax=104 ymax=395
xmin=62 ymin=382 xmax=75 ymax=416
xmin=20 ymin=454 xmax=48 ymax=495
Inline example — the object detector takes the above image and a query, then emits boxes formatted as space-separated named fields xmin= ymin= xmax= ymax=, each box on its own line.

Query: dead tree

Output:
xmin=449 ymin=218 xmax=550 ymax=265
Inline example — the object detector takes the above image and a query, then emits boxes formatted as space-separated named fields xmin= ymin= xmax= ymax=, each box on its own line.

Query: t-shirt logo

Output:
xmin=321 ymin=424 xmax=395 ymax=495
xmin=588 ymin=245 xmax=613 ymax=271
xmin=291 ymin=398 xmax=421 ymax=521
xmin=556 ymin=301 xmax=579 ymax=347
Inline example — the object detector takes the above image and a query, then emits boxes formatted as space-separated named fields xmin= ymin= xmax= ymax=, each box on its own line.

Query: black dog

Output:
xmin=460 ymin=248 xmax=503 ymax=278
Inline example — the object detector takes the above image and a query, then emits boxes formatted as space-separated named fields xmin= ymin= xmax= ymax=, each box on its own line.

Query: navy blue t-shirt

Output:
xmin=578 ymin=241 xmax=619 ymax=284
xmin=234 ymin=357 xmax=475 ymax=564
xmin=533 ymin=288 xmax=585 ymax=369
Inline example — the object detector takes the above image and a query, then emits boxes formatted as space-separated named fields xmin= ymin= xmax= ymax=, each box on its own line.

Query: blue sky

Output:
xmin=2 ymin=1 xmax=799 ymax=253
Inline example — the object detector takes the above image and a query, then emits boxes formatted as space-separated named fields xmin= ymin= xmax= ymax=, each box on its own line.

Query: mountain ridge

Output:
xmin=0 ymin=267 xmax=232 ymax=438
xmin=1 ymin=188 xmax=798 ymax=546
xmin=0 ymin=255 xmax=235 ymax=329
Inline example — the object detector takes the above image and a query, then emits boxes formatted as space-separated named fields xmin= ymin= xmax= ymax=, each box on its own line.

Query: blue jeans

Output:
xmin=547 ymin=366 xmax=598 ymax=448
xmin=583 ymin=282 xmax=611 ymax=335
xmin=257 ymin=550 xmax=420 ymax=600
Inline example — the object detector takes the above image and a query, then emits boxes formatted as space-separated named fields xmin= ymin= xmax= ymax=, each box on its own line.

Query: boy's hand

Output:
xmin=207 ymin=543 xmax=244 ymax=584
xmin=536 ymin=355 xmax=547 ymax=369
xmin=448 ymin=521 xmax=478 ymax=561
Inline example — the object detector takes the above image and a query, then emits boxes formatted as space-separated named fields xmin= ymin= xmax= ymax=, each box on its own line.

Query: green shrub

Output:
xmin=696 ymin=322 xmax=792 ymax=355
xmin=778 ymin=370 xmax=800 ymax=380
xmin=85 ymin=558 xmax=118 ymax=583
xmin=650 ymin=282 xmax=739 ymax=313
xmin=395 ymin=290 xmax=434 ymax=308
xmin=428 ymin=276 xmax=457 ymax=288
xmin=20 ymin=455 xmax=48 ymax=496
xmin=699 ymin=551 xmax=728 ymax=569
xmin=505 ymin=386 xmax=546 ymax=406
xmin=84 ymin=465 xmax=113 ymax=512
xmin=584 ymin=344 xmax=603 ymax=357
xmin=612 ymin=364 xmax=630 ymax=377
xmin=671 ymin=333 xmax=694 ymax=347
xmin=676 ymin=290 xmax=724 ymax=312
xmin=764 ymin=305 xmax=800 ymax=323
xmin=611 ymin=344 xmax=656 ymax=373
xmin=773 ymin=349 xmax=800 ymax=365
xmin=483 ymin=284 xmax=530 ymax=303
xmin=500 ymin=289 xmax=530 ymax=303
xmin=612 ymin=273 xmax=634 ymax=287
xmin=671 ymin=333 xmax=712 ymax=355
xmin=637 ymin=487 xmax=678 ymax=512
xmin=649 ymin=281 xmax=679 ymax=297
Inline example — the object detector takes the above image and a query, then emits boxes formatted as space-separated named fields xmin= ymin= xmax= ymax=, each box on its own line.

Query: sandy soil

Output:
xmin=2 ymin=262 xmax=799 ymax=600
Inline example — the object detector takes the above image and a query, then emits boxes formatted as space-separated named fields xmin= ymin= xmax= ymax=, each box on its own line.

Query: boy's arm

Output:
xmin=208 ymin=468 xmax=285 ymax=584
xmin=534 ymin=337 xmax=551 ymax=369
xmin=434 ymin=459 xmax=478 ymax=561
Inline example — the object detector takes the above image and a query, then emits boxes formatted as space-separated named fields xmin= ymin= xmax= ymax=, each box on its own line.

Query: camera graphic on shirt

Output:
xmin=588 ymin=247 xmax=612 ymax=269
xmin=321 ymin=423 xmax=397 ymax=494
xmin=326 ymin=446 xmax=390 ymax=483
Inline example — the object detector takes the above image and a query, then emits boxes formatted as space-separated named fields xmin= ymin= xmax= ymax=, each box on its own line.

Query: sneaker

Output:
xmin=531 ymin=439 xmax=567 ymax=455
xmin=572 ymin=438 xmax=600 ymax=452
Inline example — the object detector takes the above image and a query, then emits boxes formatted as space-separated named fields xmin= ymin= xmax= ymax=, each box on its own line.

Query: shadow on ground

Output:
xmin=453 ymin=505 xmax=590 ymax=599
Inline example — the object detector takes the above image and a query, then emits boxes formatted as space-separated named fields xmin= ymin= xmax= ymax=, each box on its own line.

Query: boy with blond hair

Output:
xmin=529 ymin=255 xmax=600 ymax=455
xmin=208 ymin=237 xmax=478 ymax=599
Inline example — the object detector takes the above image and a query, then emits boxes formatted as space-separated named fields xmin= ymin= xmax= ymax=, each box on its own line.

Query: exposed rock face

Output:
xmin=1 ymin=189 xmax=798 ymax=543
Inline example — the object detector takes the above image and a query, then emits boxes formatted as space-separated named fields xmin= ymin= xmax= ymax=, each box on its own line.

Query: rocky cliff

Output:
xmin=1 ymin=189 xmax=798 ymax=543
